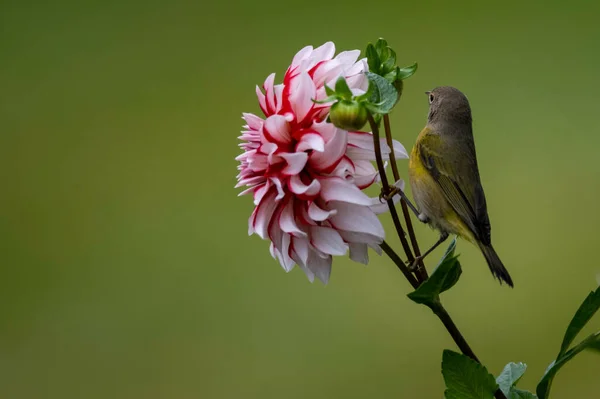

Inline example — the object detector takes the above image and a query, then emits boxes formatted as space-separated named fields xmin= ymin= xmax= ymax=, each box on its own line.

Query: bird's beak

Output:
xmin=425 ymin=91 xmax=431 ymax=95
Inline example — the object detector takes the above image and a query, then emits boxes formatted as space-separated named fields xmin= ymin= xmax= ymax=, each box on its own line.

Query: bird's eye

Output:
xmin=429 ymin=94 xmax=434 ymax=104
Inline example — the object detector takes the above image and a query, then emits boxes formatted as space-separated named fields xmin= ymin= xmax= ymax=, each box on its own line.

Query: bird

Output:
xmin=406 ymin=86 xmax=513 ymax=287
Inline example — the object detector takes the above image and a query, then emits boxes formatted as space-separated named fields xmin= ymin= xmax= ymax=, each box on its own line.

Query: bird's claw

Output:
xmin=379 ymin=186 xmax=401 ymax=202
xmin=406 ymin=256 xmax=423 ymax=272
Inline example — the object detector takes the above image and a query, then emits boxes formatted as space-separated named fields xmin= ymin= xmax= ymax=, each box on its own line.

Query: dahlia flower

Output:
xmin=236 ymin=42 xmax=407 ymax=283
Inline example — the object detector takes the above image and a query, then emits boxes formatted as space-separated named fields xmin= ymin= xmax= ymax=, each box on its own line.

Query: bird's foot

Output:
xmin=406 ymin=256 xmax=423 ymax=272
xmin=379 ymin=186 xmax=401 ymax=202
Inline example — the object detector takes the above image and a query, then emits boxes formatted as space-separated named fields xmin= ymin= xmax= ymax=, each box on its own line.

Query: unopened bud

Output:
xmin=329 ymin=100 xmax=368 ymax=131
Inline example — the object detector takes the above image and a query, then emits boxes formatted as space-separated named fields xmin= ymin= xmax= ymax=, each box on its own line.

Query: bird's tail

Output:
xmin=478 ymin=243 xmax=514 ymax=287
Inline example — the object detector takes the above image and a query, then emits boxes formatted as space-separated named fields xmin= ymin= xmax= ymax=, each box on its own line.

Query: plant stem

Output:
xmin=380 ymin=240 xmax=419 ymax=289
xmin=367 ymin=114 xmax=418 ymax=277
xmin=382 ymin=115 xmax=428 ymax=282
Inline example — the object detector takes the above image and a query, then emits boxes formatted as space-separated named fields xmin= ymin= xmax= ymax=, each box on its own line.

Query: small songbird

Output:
xmin=408 ymin=86 xmax=513 ymax=286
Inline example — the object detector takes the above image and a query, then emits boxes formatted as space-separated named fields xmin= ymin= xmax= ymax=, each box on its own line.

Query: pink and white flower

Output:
xmin=236 ymin=42 xmax=407 ymax=283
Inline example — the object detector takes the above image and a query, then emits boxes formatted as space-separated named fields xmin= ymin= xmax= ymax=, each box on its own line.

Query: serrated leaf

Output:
xmin=442 ymin=350 xmax=498 ymax=399
xmin=497 ymin=362 xmax=527 ymax=396
xmin=365 ymin=44 xmax=380 ymax=74
xmin=558 ymin=286 xmax=600 ymax=357
xmin=536 ymin=330 xmax=600 ymax=399
xmin=365 ymin=72 xmax=398 ymax=115
xmin=407 ymin=238 xmax=462 ymax=307
xmin=397 ymin=62 xmax=418 ymax=80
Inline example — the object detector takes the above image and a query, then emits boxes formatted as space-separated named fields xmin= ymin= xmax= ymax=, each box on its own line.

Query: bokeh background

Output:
xmin=2 ymin=0 xmax=600 ymax=398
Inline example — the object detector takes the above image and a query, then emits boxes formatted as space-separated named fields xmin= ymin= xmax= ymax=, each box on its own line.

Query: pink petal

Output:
xmin=256 ymin=85 xmax=267 ymax=116
xmin=263 ymin=115 xmax=292 ymax=144
xmin=289 ymin=175 xmax=321 ymax=197
xmin=253 ymin=180 xmax=271 ymax=205
xmin=392 ymin=139 xmax=408 ymax=159
xmin=289 ymin=71 xmax=316 ymax=124
xmin=308 ymin=128 xmax=347 ymax=172
xmin=280 ymin=152 xmax=308 ymax=175
xmin=310 ymin=226 xmax=348 ymax=256
xmin=349 ymin=243 xmax=369 ymax=265
xmin=242 ymin=113 xmax=264 ymax=131
xmin=338 ymin=230 xmax=383 ymax=247
xmin=263 ymin=73 xmax=276 ymax=114
xmin=306 ymin=250 xmax=332 ymax=284
xmin=296 ymin=133 xmax=324 ymax=152
xmin=291 ymin=45 xmax=313 ymax=69
xmin=279 ymin=198 xmax=306 ymax=237
xmin=270 ymin=177 xmax=285 ymax=200
xmin=280 ymin=233 xmax=295 ymax=272
xmin=328 ymin=201 xmax=385 ymax=238
xmin=311 ymin=42 xmax=335 ymax=63
xmin=291 ymin=236 xmax=309 ymax=266
xmin=307 ymin=202 xmax=336 ymax=222
xmin=312 ymin=60 xmax=343 ymax=89
xmin=319 ymin=177 xmax=371 ymax=205
xmin=334 ymin=50 xmax=360 ymax=66
xmin=274 ymin=84 xmax=284 ymax=114
xmin=253 ymin=189 xmax=279 ymax=239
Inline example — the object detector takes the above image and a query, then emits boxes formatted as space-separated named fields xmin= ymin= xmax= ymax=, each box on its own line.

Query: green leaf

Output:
xmin=381 ymin=47 xmax=396 ymax=74
xmin=536 ymin=331 xmax=600 ymax=399
xmin=375 ymin=38 xmax=388 ymax=59
xmin=365 ymin=44 xmax=380 ymax=74
xmin=397 ymin=62 xmax=418 ymax=80
xmin=508 ymin=388 xmax=538 ymax=399
xmin=364 ymin=72 xmax=398 ymax=115
xmin=311 ymin=95 xmax=338 ymax=104
xmin=442 ymin=350 xmax=498 ymax=399
xmin=334 ymin=76 xmax=353 ymax=100
xmin=497 ymin=362 xmax=527 ymax=396
xmin=588 ymin=339 xmax=600 ymax=353
xmin=407 ymin=238 xmax=462 ymax=307
xmin=558 ymin=286 xmax=600 ymax=357
xmin=324 ymin=84 xmax=335 ymax=97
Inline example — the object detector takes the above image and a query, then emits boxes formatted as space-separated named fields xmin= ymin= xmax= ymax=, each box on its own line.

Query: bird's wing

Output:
xmin=417 ymin=128 xmax=491 ymax=244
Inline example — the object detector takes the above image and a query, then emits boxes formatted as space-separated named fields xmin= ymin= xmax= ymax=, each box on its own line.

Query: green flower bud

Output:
xmin=329 ymin=100 xmax=368 ymax=131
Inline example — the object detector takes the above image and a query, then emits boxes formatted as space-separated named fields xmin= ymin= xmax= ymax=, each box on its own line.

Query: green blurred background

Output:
xmin=2 ymin=0 xmax=600 ymax=397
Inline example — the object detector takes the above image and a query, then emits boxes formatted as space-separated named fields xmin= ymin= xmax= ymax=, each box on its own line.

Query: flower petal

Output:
xmin=296 ymin=133 xmax=325 ymax=152
xmin=291 ymin=236 xmax=309 ymax=266
xmin=308 ymin=127 xmax=347 ymax=172
xmin=263 ymin=115 xmax=292 ymax=144
xmin=349 ymin=243 xmax=369 ymax=265
xmin=279 ymin=198 xmax=306 ymax=237
xmin=289 ymin=71 xmax=316 ymax=124
xmin=252 ymin=189 xmax=279 ymax=239
xmin=289 ymin=175 xmax=321 ymax=197
xmin=306 ymin=250 xmax=332 ymax=284
xmin=319 ymin=177 xmax=371 ymax=205
xmin=310 ymin=225 xmax=348 ymax=256
xmin=328 ymin=201 xmax=385 ymax=238
xmin=307 ymin=202 xmax=336 ymax=222
xmin=280 ymin=152 xmax=308 ymax=175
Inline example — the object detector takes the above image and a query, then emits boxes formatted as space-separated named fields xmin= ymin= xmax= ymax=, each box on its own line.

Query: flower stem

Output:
xmin=380 ymin=240 xmax=419 ymax=289
xmin=382 ymin=114 xmax=428 ymax=282
xmin=367 ymin=114 xmax=418 ymax=278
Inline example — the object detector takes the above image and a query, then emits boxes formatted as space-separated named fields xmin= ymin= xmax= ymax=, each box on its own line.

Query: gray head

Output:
xmin=426 ymin=86 xmax=472 ymax=125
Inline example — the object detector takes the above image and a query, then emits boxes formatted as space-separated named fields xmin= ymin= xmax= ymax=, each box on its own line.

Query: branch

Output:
xmin=382 ymin=114 xmax=428 ymax=282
